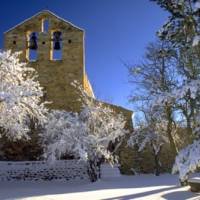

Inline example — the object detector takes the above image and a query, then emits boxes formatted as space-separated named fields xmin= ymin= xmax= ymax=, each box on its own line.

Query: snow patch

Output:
xmin=195 ymin=1 xmax=200 ymax=10
xmin=192 ymin=35 xmax=200 ymax=46
xmin=0 ymin=174 xmax=198 ymax=200
xmin=101 ymin=164 xmax=121 ymax=178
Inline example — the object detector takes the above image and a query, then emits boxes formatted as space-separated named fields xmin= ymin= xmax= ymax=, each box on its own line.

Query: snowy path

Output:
xmin=0 ymin=174 xmax=199 ymax=200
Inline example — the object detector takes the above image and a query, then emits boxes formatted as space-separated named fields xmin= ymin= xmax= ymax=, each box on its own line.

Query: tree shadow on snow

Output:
xmin=162 ymin=190 xmax=200 ymax=200
xmin=0 ymin=175 xmax=197 ymax=200
xmin=102 ymin=185 xmax=200 ymax=200
xmin=102 ymin=186 xmax=179 ymax=200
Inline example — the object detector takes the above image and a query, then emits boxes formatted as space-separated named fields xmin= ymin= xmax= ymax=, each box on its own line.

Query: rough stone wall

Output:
xmin=118 ymin=144 xmax=175 ymax=175
xmin=83 ymin=72 xmax=94 ymax=97
xmin=101 ymin=102 xmax=133 ymax=130
xmin=104 ymin=103 xmax=135 ymax=174
xmin=98 ymin=101 xmax=136 ymax=174
xmin=118 ymin=127 xmax=195 ymax=175
xmin=4 ymin=11 xmax=89 ymax=112
xmin=133 ymin=144 xmax=174 ymax=173
xmin=105 ymin=102 xmax=175 ymax=175
xmin=0 ymin=160 xmax=88 ymax=181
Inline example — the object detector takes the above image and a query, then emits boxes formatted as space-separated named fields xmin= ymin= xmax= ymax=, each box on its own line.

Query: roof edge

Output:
xmin=4 ymin=10 xmax=84 ymax=34
xmin=97 ymin=100 xmax=133 ymax=114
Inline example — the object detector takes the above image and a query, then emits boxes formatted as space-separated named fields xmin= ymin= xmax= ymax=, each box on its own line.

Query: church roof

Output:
xmin=4 ymin=10 xmax=84 ymax=33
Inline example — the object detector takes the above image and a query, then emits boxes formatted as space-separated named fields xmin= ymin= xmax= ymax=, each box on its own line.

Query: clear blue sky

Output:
xmin=0 ymin=0 xmax=168 ymax=111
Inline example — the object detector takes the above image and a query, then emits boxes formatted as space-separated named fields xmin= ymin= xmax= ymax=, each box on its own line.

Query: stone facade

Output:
xmin=3 ymin=10 xmax=135 ymax=173
xmin=4 ymin=10 xmax=94 ymax=112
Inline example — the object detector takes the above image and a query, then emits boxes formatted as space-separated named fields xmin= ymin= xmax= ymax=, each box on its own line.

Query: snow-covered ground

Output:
xmin=0 ymin=174 xmax=199 ymax=200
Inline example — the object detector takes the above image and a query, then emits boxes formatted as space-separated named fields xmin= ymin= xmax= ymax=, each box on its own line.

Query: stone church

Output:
xmin=4 ymin=10 xmax=133 ymax=116
xmin=3 ymin=10 xmax=135 ymax=173
xmin=4 ymin=10 xmax=95 ymax=112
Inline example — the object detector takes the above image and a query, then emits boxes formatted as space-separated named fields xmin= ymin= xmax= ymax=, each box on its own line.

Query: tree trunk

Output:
xmin=87 ymin=159 xmax=101 ymax=182
xmin=180 ymin=179 xmax=188 ymax=186
xmin=152 ymin=145 xmax=162 ymax=176
xmin=154 ymin=153 xmax=160 ymax=176
xmin=165 ymin=105 xmax=178 ymax=155
xmin=186 ymin=116 xmax=193 ymax=136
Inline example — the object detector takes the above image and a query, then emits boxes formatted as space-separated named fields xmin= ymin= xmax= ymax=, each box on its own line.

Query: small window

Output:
xmin=27 ymin=32 xmax=38 ymax=61
xmin=42 ymin=19 xmax=49 ymax=32
xmin=51 ymin=31 xmax=62 ymax=60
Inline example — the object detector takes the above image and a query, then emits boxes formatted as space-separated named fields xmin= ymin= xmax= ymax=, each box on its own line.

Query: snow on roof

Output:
xmin=4 ymin=10 xmax=84 ymax=34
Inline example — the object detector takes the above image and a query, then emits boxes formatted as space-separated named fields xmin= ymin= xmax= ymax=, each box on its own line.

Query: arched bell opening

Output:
xmin=26 ymin=32 xmax=38 ymax=61
xmin=51 ymin=31 xmax=62 ymax=60
xmin=41 ymin=19 xmax=49 ymax=32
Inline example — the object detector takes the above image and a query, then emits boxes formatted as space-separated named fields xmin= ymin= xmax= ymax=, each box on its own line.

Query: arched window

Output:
xmin=51 ymin=31 xmax=62 ymax=60
xmin=42 ymin=19 xmax=49 ymax=32
xmin=27 ymin=32 xmax=38 ymax=61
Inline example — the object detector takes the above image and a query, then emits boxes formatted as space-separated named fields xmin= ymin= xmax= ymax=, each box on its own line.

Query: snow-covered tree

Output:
xmin=152 ymin=1 xmax=200 ymax=130
xmin=128 ymin=37 xmax=200 ymax=179
xmin=152 ymin=0 xmax=200 ymax=47
xmin=42 ymin=82 xmax=127 ymax=182
xmin=172 ymin=140 xmax=200 ymax=185
xmin=42 ymin=110 xmax=85 ymax=161
xmin=0 ymin=50 xmax=47 ymax=140
xmin=151 ymin=0 xmax=200 ymax=184
xmin=129 ymin=40 xmax=179 ymax=155
xmin=128 ymin=107 xmax=168 ymax=176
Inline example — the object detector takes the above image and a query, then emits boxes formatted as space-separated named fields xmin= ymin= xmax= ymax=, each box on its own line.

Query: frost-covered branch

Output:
xmin=0 ymin=50 xmax=47 ymax=139
xmin=172 ymin=140 xmax=200 ymax=184
xmin=128 ymin=118 xmax=168 ymax=175
xmin=42 ymin=82 xmax=127 ymax=182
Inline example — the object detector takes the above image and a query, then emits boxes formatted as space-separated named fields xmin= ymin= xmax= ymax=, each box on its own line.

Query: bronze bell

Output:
xmin=29 ymin=33 xmax=38 ymax=50
xmin=53 ymin=31 xmax=61 ymax=50
xmin=54 ymin=41 xmax=61 ymax=50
